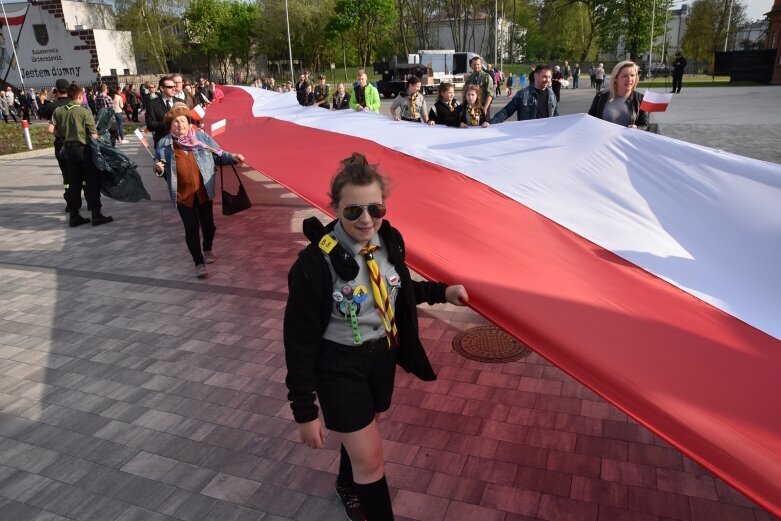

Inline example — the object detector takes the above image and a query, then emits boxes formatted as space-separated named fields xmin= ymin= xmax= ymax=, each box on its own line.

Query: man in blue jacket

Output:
xmin=491 ymin=65 xmax=559 ymax=124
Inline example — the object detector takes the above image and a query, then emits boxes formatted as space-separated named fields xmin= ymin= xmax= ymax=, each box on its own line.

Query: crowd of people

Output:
xmin=36 ymin=73 xmax=237 ymax=281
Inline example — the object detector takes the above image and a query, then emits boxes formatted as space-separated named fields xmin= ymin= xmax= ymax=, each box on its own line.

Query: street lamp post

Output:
xmin=285 ymin=0 xmax=294 ymax=81
xmin=648 ymin=0 xmax=657 ymax=72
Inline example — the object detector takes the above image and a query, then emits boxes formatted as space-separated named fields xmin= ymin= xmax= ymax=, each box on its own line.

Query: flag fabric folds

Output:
xmin=204 ymin=87 xmax=781 ymax=518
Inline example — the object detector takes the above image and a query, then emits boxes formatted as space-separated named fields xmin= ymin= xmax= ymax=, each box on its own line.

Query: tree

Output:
xmin=185 ymin=0 xmax=263 ymax=83
xmin=327 ymin=0 xmax=397 ymax=68
xmin=115 ymin=0 xmax=186 ymax=73
xmin=594 ymin=0 xmax=673 ymax=62
xmin=543 ymin=0 xmax=598 ymax=62
xmin=258 ymin=0 xmax=336 ymax=77
xmin=681 ymin=0 xmax=747 ymax=69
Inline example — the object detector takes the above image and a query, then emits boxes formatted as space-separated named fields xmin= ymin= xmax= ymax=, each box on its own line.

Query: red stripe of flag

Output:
xmin=204 ymin=86 xmax=781 ymax=517
xmin=639 ymin=99 xmax=669 ymax=112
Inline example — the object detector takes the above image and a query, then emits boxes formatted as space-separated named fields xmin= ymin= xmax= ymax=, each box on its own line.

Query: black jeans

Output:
xmin=63 ymin=142 xmax=101 ymax=211
xmin=672 ymin=76 xmax=683 ymax=93
xmin=176 ymin=198 xmax=215 ymax=265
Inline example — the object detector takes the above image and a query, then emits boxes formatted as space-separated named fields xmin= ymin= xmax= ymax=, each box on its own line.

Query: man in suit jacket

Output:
xmin=146 ymin=76 xmax=178 ymax=148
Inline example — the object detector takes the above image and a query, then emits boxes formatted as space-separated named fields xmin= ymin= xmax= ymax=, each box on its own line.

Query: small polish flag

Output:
xmin=191 ymin=104 xmax=206 ymax=121
xmin=639 ymin=90 xmax=673 ymax=112
xmin=211 ymin=119 xmax=227 ymax=136
xmin=0 ymin=5 xmax=28 ymax=25
xmin=134 ymin=128 xmax=149 ymax=148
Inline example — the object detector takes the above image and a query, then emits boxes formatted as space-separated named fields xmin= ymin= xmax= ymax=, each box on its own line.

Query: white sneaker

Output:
xmin=194 ymin=264 xmax=208 ymax=278
xmin=203 ymin=251 xmax=216 ymax=264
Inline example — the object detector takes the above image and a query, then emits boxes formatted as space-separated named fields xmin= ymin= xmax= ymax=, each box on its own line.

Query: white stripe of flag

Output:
xmin=133 ymin=128 xmax=149 ymax=148
xmin=211 ymin=119 xmax=227 ymax=136
xmin=191 ymin=104 xmax=206 ymax=121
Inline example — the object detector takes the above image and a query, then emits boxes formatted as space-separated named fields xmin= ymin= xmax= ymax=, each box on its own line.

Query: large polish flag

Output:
xmin=207 ymin=87 xmax=781 ymax=517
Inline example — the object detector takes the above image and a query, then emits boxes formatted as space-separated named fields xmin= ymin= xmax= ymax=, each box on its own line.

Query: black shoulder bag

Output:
xmin=219 ymin=163 xmax=252 ymax=215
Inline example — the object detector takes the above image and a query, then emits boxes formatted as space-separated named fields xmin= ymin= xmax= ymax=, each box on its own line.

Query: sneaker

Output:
xmin=91 ymin=211 xmax=114 ymax=226
xmin=203 ymin=251 xmax=216 ymax=264
xmin=335 ymin=477 xmax=366 ymax=521
xmin=194 ymin=264 xmax=208 ymax=278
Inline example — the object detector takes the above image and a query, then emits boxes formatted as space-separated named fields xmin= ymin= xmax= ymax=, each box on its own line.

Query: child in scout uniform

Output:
xmin=283 ymin=153 xmax=468 ymax=521
xmin=459 ymin=85 xmax=490 ymax=128
xmin=427 ymin=82 xmax=460 ymax=127
xmin=389 ymin=77 xmax=428 ymax=123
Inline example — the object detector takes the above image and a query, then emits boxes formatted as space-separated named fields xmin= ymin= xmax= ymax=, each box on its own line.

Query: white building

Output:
xmin=734 ymin=20 xmax=769 ymax=49
xmin=1 ymin=0 xmax=135 ymax=88
xmin=427 ymin=14 xmax=522 ymax=64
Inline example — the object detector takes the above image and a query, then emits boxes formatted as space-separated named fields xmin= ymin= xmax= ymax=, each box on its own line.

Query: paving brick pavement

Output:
xmin=0 ymin=141 xmax=777 ymax=520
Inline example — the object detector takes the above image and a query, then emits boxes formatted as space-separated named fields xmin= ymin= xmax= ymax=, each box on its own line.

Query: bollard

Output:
xmin=21 ymin=120 xmax=33 ymax=150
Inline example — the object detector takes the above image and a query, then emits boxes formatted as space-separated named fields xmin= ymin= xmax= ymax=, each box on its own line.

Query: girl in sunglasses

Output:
xmin=284 ymin=153 xmax=468 ymax=521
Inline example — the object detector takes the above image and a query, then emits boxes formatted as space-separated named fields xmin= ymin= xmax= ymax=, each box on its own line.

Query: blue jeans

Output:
xmin=114 ymin=112 xmax=124 ymax=140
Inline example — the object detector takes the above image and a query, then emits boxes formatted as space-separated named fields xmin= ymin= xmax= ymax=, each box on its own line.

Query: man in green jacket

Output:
xmin=464 ymin=56 xmax=494 ymax=117
xmin=349 ymin=70 xmax=380 ymax=113
xmin=49 ymin=84 xmax=113 ymax=227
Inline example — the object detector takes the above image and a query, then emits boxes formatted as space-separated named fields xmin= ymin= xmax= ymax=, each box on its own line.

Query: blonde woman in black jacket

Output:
xmin=284 ymin=153 xmax=468 ymax=521
xmin=588 ymin=61 xmax=649 ymax=130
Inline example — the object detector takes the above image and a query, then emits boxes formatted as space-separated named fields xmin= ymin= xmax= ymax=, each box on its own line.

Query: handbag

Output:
xmin=219 ymin=162 xmax=252 ymax=215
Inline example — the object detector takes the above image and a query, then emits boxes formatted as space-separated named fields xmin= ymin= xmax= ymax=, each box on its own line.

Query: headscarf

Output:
xmin=173 ymin=126 xmax=223 ymax=156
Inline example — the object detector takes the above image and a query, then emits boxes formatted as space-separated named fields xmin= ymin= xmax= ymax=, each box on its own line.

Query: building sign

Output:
xmin=1 ymin=1 xmax=135 ymax=87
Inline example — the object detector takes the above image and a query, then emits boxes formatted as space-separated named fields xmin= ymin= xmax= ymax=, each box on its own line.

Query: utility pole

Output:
xmin=494 ymin=0 xmax=498 ymax=65
xmin=724 ymin=0 xmax=733 ymax=51
xmin=285 ymin=0 xmax=294 ymax=81
xmin=648 ymin=0 xmax=657 ymax=72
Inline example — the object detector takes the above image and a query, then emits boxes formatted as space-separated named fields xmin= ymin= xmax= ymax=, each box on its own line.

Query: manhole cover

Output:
xmin=452 ymin=326 xmax=531 ymax=363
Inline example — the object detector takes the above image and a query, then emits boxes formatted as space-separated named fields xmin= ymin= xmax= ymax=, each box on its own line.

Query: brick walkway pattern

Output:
xmin=0 ymin=145 xmax=777 ymax=521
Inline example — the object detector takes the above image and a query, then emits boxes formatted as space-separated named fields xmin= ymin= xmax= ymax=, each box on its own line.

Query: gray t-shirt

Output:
xmin=322 ymin=222 xmax=401 ymax=345
xmin=391 ymin=92 xmax=428 ymax=121
xmin=601 ymin=96 xmax=632 ymax=127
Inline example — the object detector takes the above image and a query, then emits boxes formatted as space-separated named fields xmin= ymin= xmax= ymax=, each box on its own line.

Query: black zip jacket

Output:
xmin=428 ymin=100 xmax=461 ymax=127
xmin=587 ymin=90 xmax=649 ymax=130
xmin=283 ymin=218 xmax=447 ymax=424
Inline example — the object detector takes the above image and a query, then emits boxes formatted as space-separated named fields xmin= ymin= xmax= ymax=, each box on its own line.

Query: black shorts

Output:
xmin=315 ymin=338 xmax=397 ymax=433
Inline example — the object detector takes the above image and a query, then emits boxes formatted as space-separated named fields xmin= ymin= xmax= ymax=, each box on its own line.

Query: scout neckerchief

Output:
xmin=466 ymin=104 xmax=481 ymax=126
xmin=408 ymin=92 xmax=418 ymax=120
xmin=358 ymin=245 xmax=398 ymax=348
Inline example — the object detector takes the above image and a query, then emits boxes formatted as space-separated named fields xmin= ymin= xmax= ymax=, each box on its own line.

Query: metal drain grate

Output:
xmin=451 ymin=326 xmax=532 ymax=363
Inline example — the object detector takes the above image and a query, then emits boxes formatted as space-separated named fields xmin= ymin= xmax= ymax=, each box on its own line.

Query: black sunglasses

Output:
xmin=342 ymin=203 xmax=387 ymax=221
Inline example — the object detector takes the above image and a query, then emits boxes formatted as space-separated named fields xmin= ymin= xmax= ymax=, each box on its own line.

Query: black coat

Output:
xmin=145 ymin=96 xmax=172 ymax=148
xmin=283 ymin=217 xmax=447 ymax=424
xmin=332 ymin=93 xmax=351 ymax=110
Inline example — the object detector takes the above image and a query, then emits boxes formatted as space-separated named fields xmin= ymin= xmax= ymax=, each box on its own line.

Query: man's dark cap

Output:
xmin=55 ymin=79 xmax=69 ymax=92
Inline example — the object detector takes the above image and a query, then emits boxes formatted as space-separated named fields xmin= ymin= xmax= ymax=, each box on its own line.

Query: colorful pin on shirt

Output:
xmin=352 ymin=285 xmax=369 ymax=304
xmin=332 ymin=290 xmax=344 ymax=302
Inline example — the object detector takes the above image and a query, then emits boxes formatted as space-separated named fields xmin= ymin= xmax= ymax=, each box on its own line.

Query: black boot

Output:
xmin=69 ymin=211 xmax=90 ymax=227
xmin=91 ymin=210 xmax=113 ymax=226
xmin=336 ymin=446 xmax=366 ymax=521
